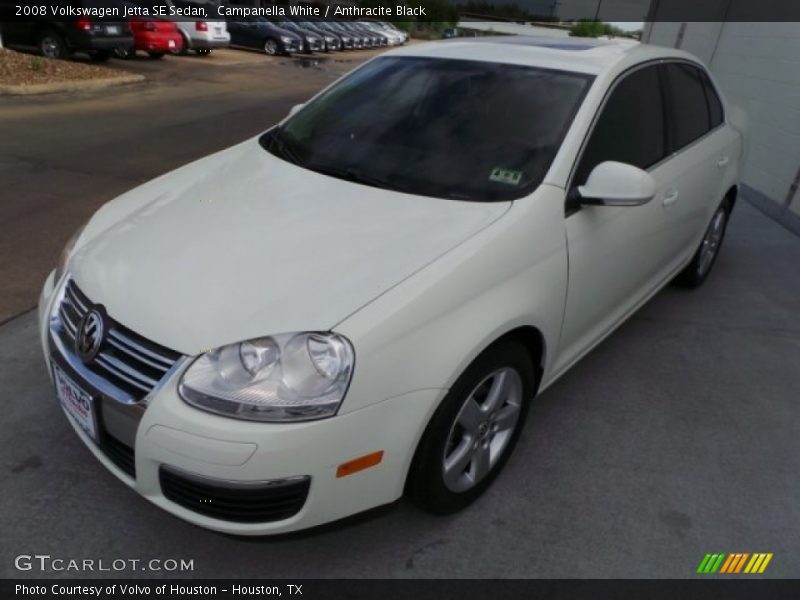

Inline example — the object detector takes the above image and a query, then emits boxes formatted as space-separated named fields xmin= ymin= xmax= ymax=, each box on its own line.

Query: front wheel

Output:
xmin=263 ymin=39 xmax=278 ymax=56
xmin=38 ymin=31 xmax=69 ymax=59
xmin=406 ymin=340 xmax=535 ymax=514
xmin=674 ymin=198 xmax=732 ymax=288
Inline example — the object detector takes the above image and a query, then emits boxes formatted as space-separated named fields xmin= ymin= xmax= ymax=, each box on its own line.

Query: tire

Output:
xmin=673 ymin=197 xmax=733 ymax=288
xmin=263 ymin=39 xmax=279 ymax=56
xmin=38 ymin=31 xmax=68 ymax=59
xmin=88 ymin=50 xmax=111 ymax=62
xmin=406 ymin=340 xmax=535 ymax=514
xmin=114 ymin=46 xmax=134 ymax=59
xmin=148 ymin=52 xmax=165 ymax=59
xmin=172 ymin=33 xmax=189 ymax=55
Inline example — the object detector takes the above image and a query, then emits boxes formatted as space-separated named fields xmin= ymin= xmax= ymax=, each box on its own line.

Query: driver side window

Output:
xmin=573 ymin=64 xmax=668 ymax=187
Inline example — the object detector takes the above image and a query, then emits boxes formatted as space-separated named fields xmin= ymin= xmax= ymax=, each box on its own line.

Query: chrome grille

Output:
xmin=56 ymin=279 xmax=183 ymax=402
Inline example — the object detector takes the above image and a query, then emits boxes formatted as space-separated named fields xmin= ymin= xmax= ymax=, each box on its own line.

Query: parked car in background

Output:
xmin=337 ymin=21 xmax=373 ymax=48
xmin=39 ymin=38 xmax=744 ymax=535
xmin=274 ymin=19 xmax=323 ymax=53
xmin=311 ymin=19 xmax=354 ymax=49
xmin=322 ymin=20 xmax=363 ymax=49
xmin=115 ymin=19 xmax=183 ymax=59
xmin=378 ymin=21 xmax=409 ymax=44
xmin=363 ymin=21 xmax=406 ymax=45
xmin=291 ymin=19 xmax=341 ymax=52
xmin=359 ymin=21 xmax=392 ymax=46
xmin=0 ymin=18 xmax=133 ymax=61
xmin=226 ymin=17 xmax=302 ymax=56
xmin=147 ymin=0 xmax=229 ymax=55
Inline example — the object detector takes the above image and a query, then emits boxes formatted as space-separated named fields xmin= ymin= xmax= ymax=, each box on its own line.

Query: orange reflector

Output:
xmin=336 ymin=451 xmax=384 ymax=478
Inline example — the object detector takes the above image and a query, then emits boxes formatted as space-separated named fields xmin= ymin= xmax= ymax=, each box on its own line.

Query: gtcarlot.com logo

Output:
xmin=14 ymin=554 xmax=194 ymax=573
xmin=697 ymin=552 xmax=773 ymax=574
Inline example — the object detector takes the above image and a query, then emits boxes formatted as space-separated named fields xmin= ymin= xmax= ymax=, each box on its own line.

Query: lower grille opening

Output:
xmin=159 ymin=466 xmax=310 ymax=523
xmin=101 ymin=433 xmax=136 ymax=479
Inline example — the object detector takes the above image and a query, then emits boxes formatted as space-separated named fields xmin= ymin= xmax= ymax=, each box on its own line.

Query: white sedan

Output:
xmin=38 ymin=37 xmax=745 ymax=534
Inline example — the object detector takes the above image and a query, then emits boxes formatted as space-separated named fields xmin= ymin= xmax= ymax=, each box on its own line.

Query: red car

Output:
xmin=116 ymin=20 xmax=183 ymax=59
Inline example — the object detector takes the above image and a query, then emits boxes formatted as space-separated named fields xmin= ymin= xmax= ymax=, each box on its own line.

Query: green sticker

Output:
xmin=489 ymin=167 xmax=523 ymax=186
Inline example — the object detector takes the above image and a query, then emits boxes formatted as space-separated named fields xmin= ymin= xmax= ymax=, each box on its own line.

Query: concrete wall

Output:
xmin=644 ymin=20 xmax=800 ymax=234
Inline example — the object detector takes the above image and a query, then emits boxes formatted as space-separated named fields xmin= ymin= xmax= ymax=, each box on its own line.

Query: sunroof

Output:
xmin=534 ymin=43 xmax=595 ymax=51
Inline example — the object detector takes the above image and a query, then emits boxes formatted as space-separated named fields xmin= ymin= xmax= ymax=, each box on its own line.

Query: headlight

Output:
xmin=280 ymin=35 xmax=292 ymax=43
xmin=325 ymin=36 xmax=334 ymax=43
xmin=54 ymin=222 xmax=87 ymax=284
xmin=179 ymin=332 xmax=354 ymax=422
xmin=305 ymin=36 xmax=313 ymax=43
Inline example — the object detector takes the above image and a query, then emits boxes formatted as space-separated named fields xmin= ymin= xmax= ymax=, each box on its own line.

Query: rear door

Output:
xmin=659 ymin=62 xmax=736 ymax=262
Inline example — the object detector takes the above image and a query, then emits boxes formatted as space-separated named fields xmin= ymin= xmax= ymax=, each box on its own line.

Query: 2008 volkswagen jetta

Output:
xmin=38 ymin=37 xmax=745 ymax=534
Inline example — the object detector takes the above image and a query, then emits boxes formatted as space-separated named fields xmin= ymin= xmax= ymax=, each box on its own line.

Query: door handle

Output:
xmin=717 ymin=156 xmax=730 ymax=168
xmin=663 ymin=189 xmax=679 ymax=207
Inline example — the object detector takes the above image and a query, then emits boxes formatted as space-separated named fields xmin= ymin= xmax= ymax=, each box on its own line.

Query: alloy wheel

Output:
xmin=442 ymin=367 xmax=523 ymax=493
xmin=697 ymin=207 xmax=727 ymax=276
xmin=264 ymin=40 xmax=278 ymax=56
xmin=40 ymin=36 xmax=61 ymax=58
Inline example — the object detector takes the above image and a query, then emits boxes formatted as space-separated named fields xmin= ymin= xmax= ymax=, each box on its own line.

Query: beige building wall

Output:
xmin=643 ymin=20 xmax=800 ymax=233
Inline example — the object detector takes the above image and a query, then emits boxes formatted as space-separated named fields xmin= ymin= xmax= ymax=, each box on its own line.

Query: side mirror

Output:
xmin=578 ymin=161 xmax=656 ymax=207
xmin=288 ymin=103 xmax=305 ymax=118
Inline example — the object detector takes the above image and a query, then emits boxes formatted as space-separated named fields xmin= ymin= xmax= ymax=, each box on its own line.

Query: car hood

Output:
xmin=70 ymin=139 xmax=510 ymax=355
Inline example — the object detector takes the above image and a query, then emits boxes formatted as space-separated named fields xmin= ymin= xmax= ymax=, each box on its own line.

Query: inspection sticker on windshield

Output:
xmin=489 ymin=167 xmax=523 ymax=186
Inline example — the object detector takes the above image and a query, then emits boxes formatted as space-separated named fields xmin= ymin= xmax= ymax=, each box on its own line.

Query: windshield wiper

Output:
xmin=308 ymin=164 xmax=412 ymax=194
xmin=267 ymin=127 xmax=304 ymax=167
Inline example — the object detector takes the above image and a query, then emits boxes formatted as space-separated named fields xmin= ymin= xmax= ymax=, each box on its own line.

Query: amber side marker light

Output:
xmin=336 ymin=451 xmax=384 ymax=478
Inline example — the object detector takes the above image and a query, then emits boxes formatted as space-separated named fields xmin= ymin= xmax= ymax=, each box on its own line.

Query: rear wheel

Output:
xmin=114 ymin=46 xmax=134 ymax=59
xmin=263 ymin=39 xmax=278 ymax=56
xmin=38 ymin=31 xmax=68 ymax=59
xmin=406 ymin=340 xmax=535 ymax=514
xmin=674 ymin=198 xmax=732 ymax=288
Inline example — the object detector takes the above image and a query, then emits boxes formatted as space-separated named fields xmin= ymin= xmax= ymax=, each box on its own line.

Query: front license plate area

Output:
xmin=53 ymin=363 xmax=98 ymax=442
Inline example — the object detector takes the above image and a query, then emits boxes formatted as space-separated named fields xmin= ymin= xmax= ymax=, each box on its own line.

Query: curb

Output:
xmin=0 ymin=73 xmax=145 ymax=96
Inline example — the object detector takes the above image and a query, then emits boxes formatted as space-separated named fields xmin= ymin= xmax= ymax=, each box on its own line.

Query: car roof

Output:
xmin=385 ymin=36 xmax=700 ymax=76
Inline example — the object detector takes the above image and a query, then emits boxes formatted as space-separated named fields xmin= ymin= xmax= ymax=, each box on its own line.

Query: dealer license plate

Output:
xmin=53 ymin=363 xmax=98 ymax=442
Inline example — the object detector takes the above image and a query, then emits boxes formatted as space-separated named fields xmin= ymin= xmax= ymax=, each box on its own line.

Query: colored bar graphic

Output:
xmin=696 ymin=554 xmax=712 ymax=573
xmin=710 ymin=554 xmax=725 ymax=573
xmin=719 ymin=554 xmax=736 ymax=573
xmin=759 ymin=554 xmax=773 ymax=573
xmin=734 ymin=553 xmax=749 ymax=573
xmin=699 ymin=552 xmax=773 ymax=574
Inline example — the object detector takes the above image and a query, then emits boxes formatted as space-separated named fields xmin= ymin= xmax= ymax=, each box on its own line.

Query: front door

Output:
xmin=553 ymin=63 xmax=679 ymax=376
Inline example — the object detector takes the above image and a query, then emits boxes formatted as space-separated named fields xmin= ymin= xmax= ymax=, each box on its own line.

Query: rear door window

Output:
xmin=663 ymin=63 xmax=714 ymax=151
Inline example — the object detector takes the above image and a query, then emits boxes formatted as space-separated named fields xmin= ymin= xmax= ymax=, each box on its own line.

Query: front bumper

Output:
xmin=38 ymin=273 xmax=441 ymax=535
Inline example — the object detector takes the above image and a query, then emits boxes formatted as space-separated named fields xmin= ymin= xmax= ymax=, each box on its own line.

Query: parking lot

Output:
xmin=1 ymin=44 xmax=799 ymax=579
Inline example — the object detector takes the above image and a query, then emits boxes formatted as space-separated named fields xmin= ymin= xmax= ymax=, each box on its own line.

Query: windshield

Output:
xmin=260 ymin=56 xmax=592 ymax=201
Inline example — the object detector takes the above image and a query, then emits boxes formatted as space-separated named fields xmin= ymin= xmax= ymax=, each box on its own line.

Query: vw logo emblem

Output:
xmin=75 ymin=308 xmax=105 ymax=363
